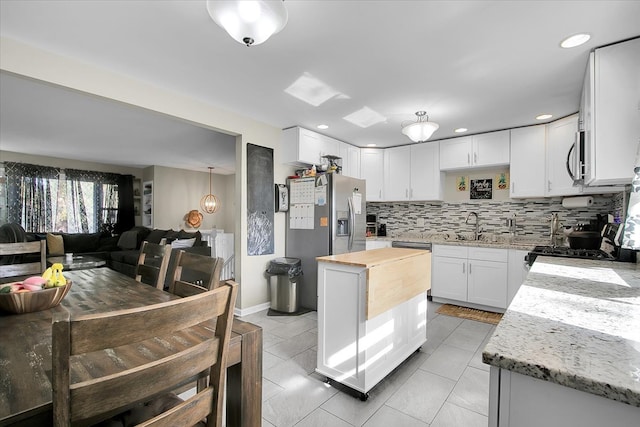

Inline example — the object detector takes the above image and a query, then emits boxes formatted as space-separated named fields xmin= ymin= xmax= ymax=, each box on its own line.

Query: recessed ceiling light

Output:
xmin=536 ymin=114 xmax=553 ymax=120
xmin=317 ymin=124 xmax=329 ymax=130
xmin=367 ymin=143 xmax=377 ymax=147
xmin=560 ymin=33 xmax=591 ymax=49
xmin=454 ymin=128 xmax=468 ymax=133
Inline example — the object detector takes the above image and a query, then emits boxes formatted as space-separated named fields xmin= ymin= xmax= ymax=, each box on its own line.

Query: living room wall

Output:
xmin=150 ymin=165 xmax=234 ymax=233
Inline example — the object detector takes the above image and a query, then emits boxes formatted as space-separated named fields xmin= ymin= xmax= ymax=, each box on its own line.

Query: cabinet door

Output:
xmin=467 ymin=259 xmax=508 ymax=308
xmin=473 ymin=130 xmax=510 ymax=167
xmin=546 ymin=115 xmax=581 ymax=196
xmin=318 ymin=134 xmax=339 ymax=162
xmin=510 ymin=126 xmax=546 ymax=198
xmin=439 ymin=136 xmax=472 ymax=170
xmin=384 ymin=146 xmax=411 ymax=201
xmin=411 ymin=142 xmax=443 ymax=201
xmin=339 ymin=143 xmax=361 ymax=178
xmin=360 ymin=148 xmax=384 ymax=201
xmin=365 ymin=240 xmax=392 ymax=250
xmin=588 ymin=38 xmax=640 ymax=186
xmin=507 ymin=250 xmax=529 ymax=305
xmin=432 ymin=256 xmax=468 ymax=301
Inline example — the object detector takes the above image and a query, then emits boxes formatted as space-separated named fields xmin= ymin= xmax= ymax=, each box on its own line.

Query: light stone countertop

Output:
xmin=367 ymin=233 xmax=549 ymax=251
xmin=483 ymin=256 xmax=640 ymax=407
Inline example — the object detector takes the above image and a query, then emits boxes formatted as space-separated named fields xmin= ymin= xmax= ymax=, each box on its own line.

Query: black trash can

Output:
xmin=266 ymin=257 xmax=302 ymax=313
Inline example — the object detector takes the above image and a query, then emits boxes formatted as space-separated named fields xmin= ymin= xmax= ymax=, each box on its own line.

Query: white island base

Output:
xmin=316 ymin=248 xmax=430 ymax=399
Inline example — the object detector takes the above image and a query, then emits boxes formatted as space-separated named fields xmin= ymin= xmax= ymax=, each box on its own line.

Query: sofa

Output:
xmin=1 ymin=223 xmax=211 ymax=288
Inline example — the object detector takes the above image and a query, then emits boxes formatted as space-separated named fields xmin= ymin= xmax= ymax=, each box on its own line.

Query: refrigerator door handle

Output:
xmin=347 ymin=196 xmax=354 ymax=251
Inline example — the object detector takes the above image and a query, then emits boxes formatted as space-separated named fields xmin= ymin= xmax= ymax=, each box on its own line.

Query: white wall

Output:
xmin=151 ymin=166 xmax=234 ymax=233
xmin=0 ymin=36 xmax=288 ymax=310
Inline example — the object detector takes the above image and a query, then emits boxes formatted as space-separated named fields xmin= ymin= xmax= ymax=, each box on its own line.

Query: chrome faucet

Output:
xmin=465 ymin=212 xmax=480 ymax=240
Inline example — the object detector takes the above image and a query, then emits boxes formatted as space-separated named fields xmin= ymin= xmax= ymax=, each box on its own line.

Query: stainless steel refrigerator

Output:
xmin=286 ymin=173 xmax=366 ymax=310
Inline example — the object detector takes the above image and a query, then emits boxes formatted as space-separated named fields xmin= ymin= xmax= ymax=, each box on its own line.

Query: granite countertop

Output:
xmin=483 ymin=256 xmax=640 ymax=407
xmin=367 ymin=233 xmax=549 ymax=251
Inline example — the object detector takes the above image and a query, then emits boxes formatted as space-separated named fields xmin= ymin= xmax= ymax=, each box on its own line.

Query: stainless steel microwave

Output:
xmin=566 ymin=130 xmax=585 ymax=185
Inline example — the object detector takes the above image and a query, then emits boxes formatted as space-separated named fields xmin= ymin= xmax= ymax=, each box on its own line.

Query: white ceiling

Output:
xmin=1 ymin=0 xmax=639 ymax=173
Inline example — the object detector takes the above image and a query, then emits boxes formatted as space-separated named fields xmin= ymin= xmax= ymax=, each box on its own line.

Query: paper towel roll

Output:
xmin=562 ymin=196 xmax=594 ymax=208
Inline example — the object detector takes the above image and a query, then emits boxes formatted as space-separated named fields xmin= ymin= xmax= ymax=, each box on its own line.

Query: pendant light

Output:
xmin=401 ymin=111 xmax=439 ymax=142
xmin=200 ymin=167 xmax=220 ymax=214
xmin=206 ymin=0 xmax=288 ymax=47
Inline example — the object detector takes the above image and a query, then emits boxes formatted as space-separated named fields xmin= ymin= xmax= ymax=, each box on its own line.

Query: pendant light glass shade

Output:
xmin=401 ymin=111 xmax=439 ymax=142
xmin=200 ymin=167 xmax=220 ymax=214
xmin=206 ymin=0 xmax=288 ymax=47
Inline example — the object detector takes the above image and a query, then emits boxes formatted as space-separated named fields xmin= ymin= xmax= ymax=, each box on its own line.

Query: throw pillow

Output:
xmin=170 ymin=238 xmax=195 ymax=249
xmin=146 ymin=229 xmax=169 ymax=245
xmin=47 ymin=233 xmax=64 ymax=255
xmin=117 ymin=230 xmax=139 ymax=250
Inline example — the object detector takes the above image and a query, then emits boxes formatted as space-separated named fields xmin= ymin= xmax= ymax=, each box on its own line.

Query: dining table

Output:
xmin=0 ymin=267 xmax=263 ymax=427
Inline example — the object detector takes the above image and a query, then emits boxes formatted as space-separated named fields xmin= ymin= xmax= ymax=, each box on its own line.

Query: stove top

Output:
xmin=527 ymin=245 xmax=615 ymax=265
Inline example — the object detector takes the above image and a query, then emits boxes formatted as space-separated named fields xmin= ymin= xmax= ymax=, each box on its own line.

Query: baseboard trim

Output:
xmin=234 ymin=302 xmax=271 ymax=317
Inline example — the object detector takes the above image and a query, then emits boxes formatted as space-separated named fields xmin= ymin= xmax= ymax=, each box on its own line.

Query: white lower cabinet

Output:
xmin=507 ymin=250 xmax=530 ymax=305
xmin=432 ymin=245 xmax=508 ymax=310
xmin=365 ymin=240 xmax=392 ymax=250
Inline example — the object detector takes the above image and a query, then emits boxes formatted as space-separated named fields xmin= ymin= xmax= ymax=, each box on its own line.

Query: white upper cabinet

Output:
xmin=411 ymin=142 xmax=443 ymax=201
xmin=338 ymin=141 xmax=361 ymax=178
xmin=383 ymin=143 xmax=443 ymax=201
xmin=439 ymin=136 xmax=472 ymax=170
xmin=472 ymin=130 xmax=510 ymax=167
xmin=360 ymin=148 xmax=384 ymax=201
xmin=582 ymin=38 xmax=640 ymax=186
xmin=510 ymin=125 xmax=546 ymax=198
xmin=440 ymin=130 xmax=510 ymax=170
xmin=546 ymin=115 xmax=581 ymax=197
xmin=281 ymin=127 xmax=340 ymax=166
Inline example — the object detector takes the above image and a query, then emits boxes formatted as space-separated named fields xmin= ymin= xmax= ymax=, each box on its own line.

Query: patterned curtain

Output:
xmin=4 ymin=162 xmax=131 ymax=234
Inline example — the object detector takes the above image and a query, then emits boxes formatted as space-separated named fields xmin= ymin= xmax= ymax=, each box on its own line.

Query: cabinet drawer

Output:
xmin=433 ymin=244 xmax=468 ymax=259
xmin=468 ymin=246 xmax=508 ymax=263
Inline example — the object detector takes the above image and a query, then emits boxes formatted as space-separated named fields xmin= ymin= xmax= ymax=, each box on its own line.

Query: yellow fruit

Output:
xmin=42 ymin=267 xmax=53 ymax=280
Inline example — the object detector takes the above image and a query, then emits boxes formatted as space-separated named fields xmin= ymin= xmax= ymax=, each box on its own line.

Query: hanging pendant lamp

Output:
xmin=200 ymin=167 xmax=220 ymax=214
xmin=206 ymin=0 xmax=288 ymax=47
xmin=401 ymin=111 xmax=439 ymax=142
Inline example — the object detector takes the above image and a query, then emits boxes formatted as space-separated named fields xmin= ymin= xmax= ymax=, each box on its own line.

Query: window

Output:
xmin=2 ymin=162 xmax=121 ymax=234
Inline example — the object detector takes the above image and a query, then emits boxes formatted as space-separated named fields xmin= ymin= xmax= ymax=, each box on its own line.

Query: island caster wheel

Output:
xmin=359 ymin=392 xmax=369 ymax=401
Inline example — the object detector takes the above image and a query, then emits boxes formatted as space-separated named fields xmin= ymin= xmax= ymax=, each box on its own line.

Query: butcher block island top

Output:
xmin=318 ymin=248 xmax=431 ymax=320
xmin=317 ymin=247 xmax=427 ymax=268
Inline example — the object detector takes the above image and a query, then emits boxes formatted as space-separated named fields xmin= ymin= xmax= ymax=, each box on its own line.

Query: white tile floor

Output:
xmin=239 ymin=301 xmax=495 ymax=427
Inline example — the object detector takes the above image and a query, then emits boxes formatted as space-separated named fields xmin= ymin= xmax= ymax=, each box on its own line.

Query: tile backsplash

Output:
xmin=367 ymin=193 xmax=623 ymax=240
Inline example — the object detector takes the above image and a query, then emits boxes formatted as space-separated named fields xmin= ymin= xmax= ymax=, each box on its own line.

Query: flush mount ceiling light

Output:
xmin=206 ymin=0 xmax=288 ymax=47
xmin=536 ymin=114 xmax=553 ymax=120
xmin=317 ymin=124 xmax=329 ymax=130
xmin=401 ymin=111 xmax=439 ymax=142
xmin=200 ymin=167 xmax=220 ymax=214
xmin=560 ymin=33 xmax=591 ymax=49
xmin=454 ymin=128 xmax=468 ymax=133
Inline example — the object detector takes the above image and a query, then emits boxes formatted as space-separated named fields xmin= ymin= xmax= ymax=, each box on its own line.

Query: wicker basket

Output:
xmin=0 ymin=281 xmax=72 ymax=314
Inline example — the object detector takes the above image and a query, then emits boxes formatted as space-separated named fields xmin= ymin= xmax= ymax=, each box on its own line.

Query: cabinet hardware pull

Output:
xmin=462 ymin=263 xmax=465 ymax=274
xmin=512 ymin=182 xmax=515 ymax=194
xmin=469 ymin=263 xmax=472 ymax=274
xmin=467 ymin=153 xmax=470 ymax=165
xmin=406 ymin=189 xmax=408 ymax=198
xmin=548 ymin=180 xmax=551 ymax=191
xmin=474 ymin=152 xmax=477 ymax=164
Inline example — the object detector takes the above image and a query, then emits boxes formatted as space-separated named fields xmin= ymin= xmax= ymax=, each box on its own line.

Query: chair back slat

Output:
xmin=0 ymin=240 xmax=46 ymax=279
xmin=52 ymin=280 xmax=238 ymax=427
xmin=135 ymin=241 xmax=172 ymax=289
xmin=168 ymin=251 xmax=223 ymax=294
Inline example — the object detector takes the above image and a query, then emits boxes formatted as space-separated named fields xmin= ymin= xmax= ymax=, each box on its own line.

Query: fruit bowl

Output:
xmin=0 ymin=281 xmax=72 ymax=314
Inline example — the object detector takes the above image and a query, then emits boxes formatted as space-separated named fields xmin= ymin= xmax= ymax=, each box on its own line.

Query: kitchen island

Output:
xmin=483 ymin=256 xmax=640 ymax=426
xmin=316 ymin=248 xmax=431 ymax=399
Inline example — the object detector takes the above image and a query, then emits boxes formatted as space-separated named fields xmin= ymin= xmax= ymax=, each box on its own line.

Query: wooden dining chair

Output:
xmin=52 ymin=280 xmax=238 ymax=427
xmin=134 ymin=241 xmax=172 ymax=289
xmin=0 ymin=240 xmax=46 ymax=279
xmin=168 ymin=251 xmax=224 ymax=297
